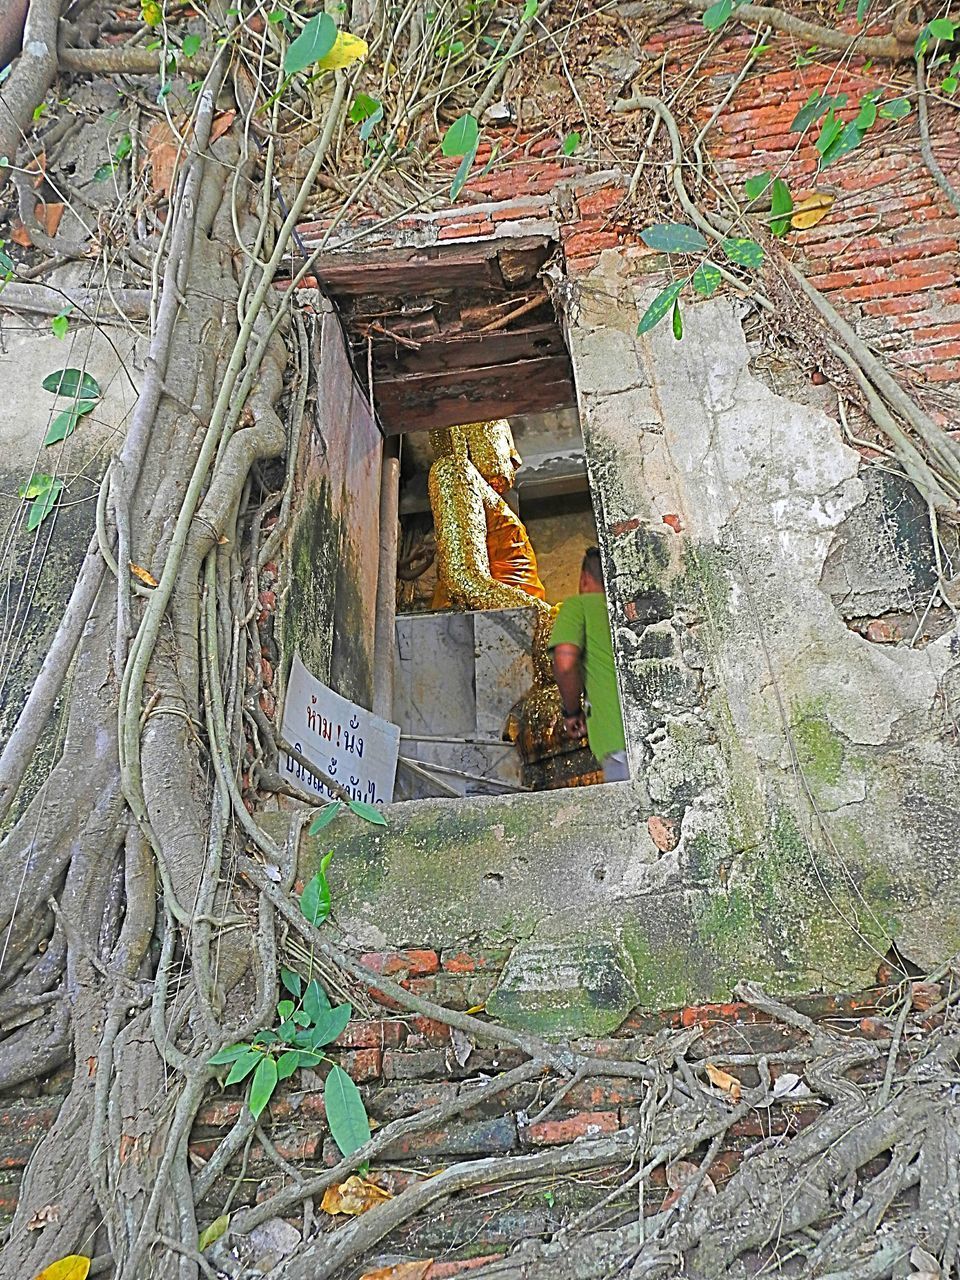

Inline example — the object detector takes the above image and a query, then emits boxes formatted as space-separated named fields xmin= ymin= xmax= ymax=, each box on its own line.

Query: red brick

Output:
xmin=437 ymin=221 xmax=489 ymax=241
xmin=563 ymin=230 xmax=619 ymax=260
xmin=523 ymin=1111 xmax=620 ymax=1146
xmin=578 ymin=187 xmax=625 ymax=217
xmin=405 ymin=1015 xmax=452 ymax=1045
xmin=333 ymin=1019 xmax=406 ymax=1050
xmin=339 ymin=1048 xmax=383 ymax=1081
xmin=359 ymin=949 xmax=439 ymax=978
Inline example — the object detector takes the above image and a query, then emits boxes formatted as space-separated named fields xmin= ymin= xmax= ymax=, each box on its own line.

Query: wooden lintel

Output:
xmin=363 ymin=324 xmax=565 ymax=378
xmin=310 ymin=236 xmax=552 ymax=297
xmin=374 ymin=354 xmax=575 ymax=434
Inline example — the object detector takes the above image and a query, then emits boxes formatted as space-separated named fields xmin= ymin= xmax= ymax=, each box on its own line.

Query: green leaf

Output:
xmin=791 ymin=92 xmax=845 ymax=132
xmin=277 ymin=1049 xmax=301 ymax=1080
xmin=854 ymin=97 xmax=877 ymax=129
xmin=0 ymin=247 xmax=14 ymax=273
xmin=293 ymin=1010 xmax=311 ymax=1026
xmin=304 ymin=978 xmax=332 ymax=1022
xmin=208 ymin=1043 xmax=250 ymax=1065
xmin=479 ymin=141 xmax=501 ymax=176
xmin=702 ymin=0 xmax=733 ymax=31
xmin=820 ymin=120 xmax=864 ymax=165
xmin=198 ymin=1214 xmax=230 ymax=1252
xmin=300 ymin=851 xmax=334 ymax=926
xmin=441 ymin=113 xmax=479 ymax=157
xmin=309 ymin=801 xmax=343 ymax=834
xmin=522 ymin=0 xmax=538 ymax=19
xmin=44 ymin=401 xmax=95 ymax=446
xmin=51 ymin=308 xmax=71 ymax=339
xmin=640 ymin=222 xmax=708 ymax=253
xmin=636 ymin=281 xmax=684 ymax=335
xmin=692 ymin=261 xmax=722 ymax=297
xmin=562 ymin=130 xmax=580 ymax=156
xmin=359 ymin=103 xmax=384 ymax=141
xmin=18 ymin=473 xmax=52 ymax=500
xmin=943 ymin=75 xmax=959 ymax=94
xmin=254 ymin=1028 xmax=280 ymax=1045
xmin=721 ymin=236 xmax=764 ymax=267
xmin=297 ymin=1050 xmax=325 ymax=1068
xmin=770 ymin=176 xmax=793 ymax=236
xmin=928 ymin=17 xmax=957 ymax=40
xmin=878 ymin=96 xmax=911 ymax=119
xmin=277 ymin=999 xmax=295 ymax=1020
xmin=93 ymin=162 xmax=115 ymax=182
xmin=284 ymin=12 xmax=338 ymax=73
xmin=815 ymin=108 xmax=844 ymax=157
xmin=248 ymin=1054 xmax=279 ymax=1117
xmin=324 ymin=1064 xmax=371 ymax=1157
xmin=25 ymin=477 xmax=63 ymax=531
xmin=671 ymin=299 xmax=683 ymax=341
xmin=856 ymin=0 xmax=871 ymax=21
xmin=41 ymin=368 xmax=102 ymax=399
xmin=309 ymin=1002 xmax=352 ymax=1047
xmin=114 ymin=134 xmax=132 ymax=162
xmin=182 ymin=33 xmax=202 ymax=57
xmin=744 ymin=170 xmax=771 ymax=200
xmin=450 ymin=144 xmax=477 ymax=201
xmin=225 ymin=1049 xmax=261 ymax=1085
xmin=346 ymin=798 xmax=388 ymax=826
xmin=280 ymin=967 xmax=303 ymax=998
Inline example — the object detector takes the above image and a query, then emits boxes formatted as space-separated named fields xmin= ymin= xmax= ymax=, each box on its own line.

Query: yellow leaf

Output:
xmin=198 ymin=1213 xmax=230 ymax=1251
xmin=141 ymin=0 xmax=162 ymax=27
xmin=790 ymin=192 xmax=835 ymax=230
xmin=704 ymin=1062 xmax=742 ymax=1101
xmin=359 ymin=1262 xmax=433 ymax=1280
xmin=33 ymin=1257 xmax=91 ymax=1280
xmin=321 ymin=1175 xmax=392 ymax=1216
xmin=465 ymin=1004 xmax=485 ymax=1015
xmin=316 ymin=32 xmax=368 ymax=69
xmin=129 ymin=561 xmax=159 ymax=588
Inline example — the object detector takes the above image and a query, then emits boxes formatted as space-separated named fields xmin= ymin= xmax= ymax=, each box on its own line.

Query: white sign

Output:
xmin=280 ymin=652 xmax=399 ymax=808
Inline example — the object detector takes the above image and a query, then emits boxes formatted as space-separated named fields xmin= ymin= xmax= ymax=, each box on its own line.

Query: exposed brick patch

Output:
xmin=523 ymin=1110 xmax=620 ymax=1146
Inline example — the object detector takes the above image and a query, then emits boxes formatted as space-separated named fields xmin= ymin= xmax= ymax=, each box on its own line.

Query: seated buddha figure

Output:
xmin=428 ymin=419 xmax=600 ymax=789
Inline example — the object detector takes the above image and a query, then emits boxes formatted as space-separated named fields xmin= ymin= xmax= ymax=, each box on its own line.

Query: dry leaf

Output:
xmin=316 ymin=32 xmax=368 ymax=69
xmin=32 ymin=1257 xmax=90 ymax=1280
xmin=772 ymin=1072 xmax=814 ymax=1101
xmin=704 ymin=1062 xmax=742 ymax=1101
xmin=26 ymin=1204 xmax=61 ymax=1231
xmin=910 ymin=981 xmax=942 ymax=1011
xmin=129 ymin=562 xmax=159 ymax=588
xmin=661 ymin=1157 xmax=717 ymax=1209
xmin=910 ymin=1244 xmax=942 ymax=1279
xmin=11 ymin=220 xmax=30 ymax=248
xmin=449 ymin=1027 xmax=473 ymax=1067
xmin=358 ymin=1263 xmax=433 ymax=1280
xmin=321 ymin=1175 xmax=392 ymax=1216
xmin=210 ymin=111 xmax=237 ymax=143
xmin=197 ymin=1213 xmax=229 ymax=1251
xmin=790 ymin=192 xmax=835 ymax=230
xmin=146 ymin=120 xmax=181 ymax=198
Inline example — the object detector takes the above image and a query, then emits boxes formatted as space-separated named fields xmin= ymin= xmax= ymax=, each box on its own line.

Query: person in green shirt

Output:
xmin=548 ymin=546 xmax=628 ymax=783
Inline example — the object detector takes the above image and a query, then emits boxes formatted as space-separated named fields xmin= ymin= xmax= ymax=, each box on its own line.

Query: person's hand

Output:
xmin=562 ymin=711 xmax=587 ymax=740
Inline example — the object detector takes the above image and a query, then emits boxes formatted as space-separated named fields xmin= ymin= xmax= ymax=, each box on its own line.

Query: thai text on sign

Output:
xmin=280 ymin=651 xmax=400 ymax=806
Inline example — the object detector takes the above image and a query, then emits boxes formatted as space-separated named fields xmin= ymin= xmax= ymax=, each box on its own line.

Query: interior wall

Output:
xmin=282 ymin=304 xmax=382 ymax=710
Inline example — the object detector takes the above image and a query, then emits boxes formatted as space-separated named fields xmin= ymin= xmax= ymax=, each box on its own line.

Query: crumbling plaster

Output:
xmin=295 ymin=247 xmax=960 ymax=1032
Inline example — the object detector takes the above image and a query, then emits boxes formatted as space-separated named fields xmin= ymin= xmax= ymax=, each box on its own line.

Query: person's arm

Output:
xmin=552 ymin=643 xmax=587 ymax=740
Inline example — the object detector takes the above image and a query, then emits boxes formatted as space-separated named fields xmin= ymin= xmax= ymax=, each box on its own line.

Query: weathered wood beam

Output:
xmin=304 ymin=236 xmax=552 ymax=296
xmin=374 ymin=355 xmax=575 ymax=434
xmin=365 ymin=324 xmax=565 ymax=378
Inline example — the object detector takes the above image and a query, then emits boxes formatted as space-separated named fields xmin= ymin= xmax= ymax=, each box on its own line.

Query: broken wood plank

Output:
xmin=301 ymin=237 xmax=552 ymax=296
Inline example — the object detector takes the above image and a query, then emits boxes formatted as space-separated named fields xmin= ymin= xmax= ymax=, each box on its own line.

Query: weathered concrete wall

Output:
xmin=570 ymin=249 xmax=960 ymax=978
xmin=282 ymin=305 xmax=381 ymax=709
xmin=0 ymin=319 xmax=141 ymax=769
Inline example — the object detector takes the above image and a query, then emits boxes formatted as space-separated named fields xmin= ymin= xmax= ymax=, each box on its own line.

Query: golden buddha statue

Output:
xmin=428 ymin=419 xmax=600 ymax=789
